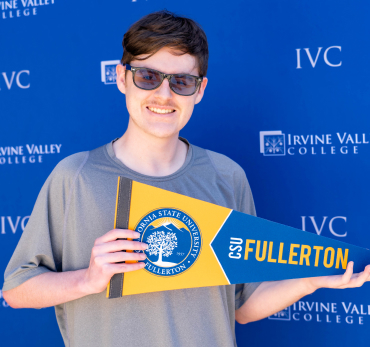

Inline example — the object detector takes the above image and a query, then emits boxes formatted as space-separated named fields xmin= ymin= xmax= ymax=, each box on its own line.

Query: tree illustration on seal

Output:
xmin=146 ymin=231 xmax=178 ymax=267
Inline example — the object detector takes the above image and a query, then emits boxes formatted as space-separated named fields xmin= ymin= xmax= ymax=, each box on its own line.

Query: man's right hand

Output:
xmin=81 ymin=229 xmax=147 ymax=295
xmin=3 ymin=229 xmax=147 ymax=309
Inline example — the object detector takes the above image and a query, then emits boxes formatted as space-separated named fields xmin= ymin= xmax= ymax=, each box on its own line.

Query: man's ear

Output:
xmin=194 ymin=77 xmax=208 ymax=105
xmin=116 ymin=64 xmax=126 ymax=95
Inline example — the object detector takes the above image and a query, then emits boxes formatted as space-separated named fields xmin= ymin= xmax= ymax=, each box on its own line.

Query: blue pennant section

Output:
xmin=211 ymin=211 xmax=370 ymax=284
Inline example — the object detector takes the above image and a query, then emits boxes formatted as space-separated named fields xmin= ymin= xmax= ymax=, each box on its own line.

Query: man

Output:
xmin=3 ymin=10 xmax=370 ymax=347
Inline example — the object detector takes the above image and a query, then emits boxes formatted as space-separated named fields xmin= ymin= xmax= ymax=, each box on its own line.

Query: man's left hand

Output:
xmin=236 ymin=262 xmax=370 ymax=324
xmin=304 ymin=261 xmax=370 ymax=292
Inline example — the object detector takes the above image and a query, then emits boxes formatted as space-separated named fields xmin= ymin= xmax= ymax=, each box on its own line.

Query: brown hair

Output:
xmin=121 ymin=10 xmax=209 ymax=77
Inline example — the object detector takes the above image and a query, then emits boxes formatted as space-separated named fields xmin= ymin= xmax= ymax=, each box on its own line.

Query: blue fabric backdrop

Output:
xmin=1 ymin=0 xmax=369 ymax=345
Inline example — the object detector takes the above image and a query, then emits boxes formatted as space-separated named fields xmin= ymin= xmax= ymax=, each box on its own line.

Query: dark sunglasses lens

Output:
xmin=134 ymin=68 xmax=162 ymax=89
xmin=170 ymin=75 xmax=198 ymax=95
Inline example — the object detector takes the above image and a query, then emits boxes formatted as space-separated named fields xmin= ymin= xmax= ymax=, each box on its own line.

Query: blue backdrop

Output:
xmin=1 ymin=0 xmax=369 ymax=345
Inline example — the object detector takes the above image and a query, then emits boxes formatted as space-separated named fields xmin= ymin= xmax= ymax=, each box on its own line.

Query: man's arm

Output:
xmin=3 ymin=229 xmax=147 ymax=309
xmin=235 ymin=261 xmax=370 ymax=324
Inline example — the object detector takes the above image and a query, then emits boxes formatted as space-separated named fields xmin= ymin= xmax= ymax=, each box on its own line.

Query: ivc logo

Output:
xmin=301 ymin=216 xmax=347 ymax=238
xmin=1 ymin=216 xmax=30 ymax=234
xmin=296 ymin=46 xmax=342 ymax=69
xmin=0 ymin=70 xmax=30 ymax=90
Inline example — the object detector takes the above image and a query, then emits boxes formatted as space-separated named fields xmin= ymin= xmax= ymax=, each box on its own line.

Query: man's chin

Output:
xmin=141 ymin=124 xmax=181 ymax=139
xmin=128 ymin=115 xmax=185 ymax=139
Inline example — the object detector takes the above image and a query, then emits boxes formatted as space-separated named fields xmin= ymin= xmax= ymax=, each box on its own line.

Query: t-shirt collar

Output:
xmin=105 ymin=136 xmax=193 ymax=181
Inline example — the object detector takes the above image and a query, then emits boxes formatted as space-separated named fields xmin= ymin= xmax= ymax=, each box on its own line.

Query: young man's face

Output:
xmin=116 ymin=47 xmax=208 ymax=139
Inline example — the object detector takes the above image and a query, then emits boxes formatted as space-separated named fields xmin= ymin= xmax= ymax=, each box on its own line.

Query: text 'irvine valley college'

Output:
xmin=260 ymin=131 xmax=369 ymax=156
xmin=0 ymin=144 xmax=62 ymax=164
xmin=1 ymin=0 xmax=55 ymax=20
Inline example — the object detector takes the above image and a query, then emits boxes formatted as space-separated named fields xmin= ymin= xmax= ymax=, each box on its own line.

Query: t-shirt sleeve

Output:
xmin=2 ymin=152 xmax=87 ymax=292
xmin=233 ymin=165 xmax=262 ymax=309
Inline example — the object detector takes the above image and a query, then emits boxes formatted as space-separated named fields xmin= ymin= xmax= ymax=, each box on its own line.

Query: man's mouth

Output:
xmin=147 ymin=106 xmax=176 ymax=114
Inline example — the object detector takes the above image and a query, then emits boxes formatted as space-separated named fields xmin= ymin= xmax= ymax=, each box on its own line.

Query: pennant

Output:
xmin=107 ymin=177 xmax=370 ymax=298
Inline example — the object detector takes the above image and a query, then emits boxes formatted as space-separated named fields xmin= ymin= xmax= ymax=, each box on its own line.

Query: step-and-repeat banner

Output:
xmin=1 ymin=1 xmax=369 ymax=346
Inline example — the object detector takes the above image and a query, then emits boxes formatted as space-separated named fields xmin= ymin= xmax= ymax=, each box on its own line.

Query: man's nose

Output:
xmin=154 ymin=78 xmax=173 ymax=99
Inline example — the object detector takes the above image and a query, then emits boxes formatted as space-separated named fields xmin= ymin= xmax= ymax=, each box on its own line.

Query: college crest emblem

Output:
xmin=135 ymin=208 xmax=202 ymax=277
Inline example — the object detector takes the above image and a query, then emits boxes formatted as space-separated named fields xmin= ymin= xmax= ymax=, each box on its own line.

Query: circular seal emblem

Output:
xmin=134 ymin=208 xmax=202 ymax=277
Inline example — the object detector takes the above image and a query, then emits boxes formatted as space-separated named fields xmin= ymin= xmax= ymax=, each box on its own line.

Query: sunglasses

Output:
xmin=125 ymin=64 xmax=203 ymax=96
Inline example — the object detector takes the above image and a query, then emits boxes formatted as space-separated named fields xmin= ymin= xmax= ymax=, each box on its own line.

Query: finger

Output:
xmin=96 ymin=252 xmax=147 ymax=264
xmin=95 ymin=239 xmax=148 ymax=254
xmin=95 ymin=229 xmax=141 ymax=244
xmin=336 ymin=272 xmax=362 ymax=289
xmin=340 ymin=261 xmax=354 ymax=285
xmin=338 ymin=264 xmax=370 ymax=289
xmin=352 ymin=269 xmax=370 ymax=287
xmin=352 ymin=265 xmax=370 ymax=287
xmin=110 ymin=261 xmax=146 ymax=273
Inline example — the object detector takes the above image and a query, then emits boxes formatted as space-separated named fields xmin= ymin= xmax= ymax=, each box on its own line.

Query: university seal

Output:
xmin=135 ymin=208 xmax=202 ymax=277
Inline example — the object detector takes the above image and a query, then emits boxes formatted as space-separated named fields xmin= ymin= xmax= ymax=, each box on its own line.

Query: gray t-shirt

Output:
xmin=3 ymin=138 xmax=261 ymax=347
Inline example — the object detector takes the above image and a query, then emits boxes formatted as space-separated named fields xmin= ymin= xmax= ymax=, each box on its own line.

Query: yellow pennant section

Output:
xmin=121 ymin=181 xmax=231 ymax=296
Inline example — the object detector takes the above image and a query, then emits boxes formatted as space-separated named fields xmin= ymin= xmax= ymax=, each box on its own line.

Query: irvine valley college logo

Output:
xmin=260 ymin=131 xmax=286 ymax=156
xmin=101 ymin=60 xmax=120 ymax=85
xmin=260 ymin=130 xmax=369 ymax=156
xmin=269 ymin=307 xmax=291 ymax=321
xmin=269 ymin=300 xmax=370 ymax=325
xmin=136 ymin=208 xmax=202 ymax=277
